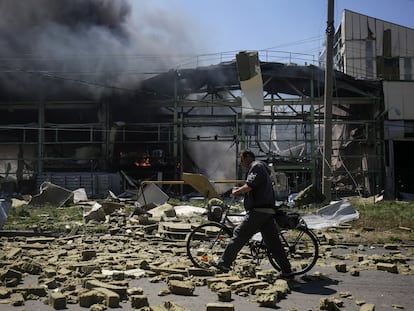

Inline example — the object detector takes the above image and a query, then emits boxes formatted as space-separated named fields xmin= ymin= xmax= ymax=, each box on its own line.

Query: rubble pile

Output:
xmin=0 ymin=209 xmax=293 ymax=310
xmin=0 ymin=181 xmax=413 ymax=310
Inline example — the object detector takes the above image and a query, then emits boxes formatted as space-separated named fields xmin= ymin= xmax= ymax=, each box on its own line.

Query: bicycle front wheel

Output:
xmin=186 ymin=222 xmax=233 ymax=269
xmin=268 ymin=226 xmax=319 ymax=275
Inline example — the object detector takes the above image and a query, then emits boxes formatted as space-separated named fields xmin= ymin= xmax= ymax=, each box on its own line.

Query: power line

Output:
xmin=0 ymin=65 xmax=137 ymax=93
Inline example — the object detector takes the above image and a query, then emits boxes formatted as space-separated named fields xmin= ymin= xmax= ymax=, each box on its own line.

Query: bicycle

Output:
xmin=186 ymin=204 xmax=319 ymax=276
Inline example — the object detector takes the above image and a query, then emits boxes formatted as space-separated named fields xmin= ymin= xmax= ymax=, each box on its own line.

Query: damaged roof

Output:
xmin=140 ymin=61 xmax=382 ymax=99
xmin=0 ymin=61 xmax=381 ymax=102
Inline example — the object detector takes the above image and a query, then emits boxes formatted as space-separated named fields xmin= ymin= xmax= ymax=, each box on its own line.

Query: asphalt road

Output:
xmin=1 ymin=245 xmax=413 ymax=311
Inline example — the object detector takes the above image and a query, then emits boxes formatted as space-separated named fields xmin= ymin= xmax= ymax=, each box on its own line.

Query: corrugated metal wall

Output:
xmin=36 ymin=172 xmax=121 ymax=198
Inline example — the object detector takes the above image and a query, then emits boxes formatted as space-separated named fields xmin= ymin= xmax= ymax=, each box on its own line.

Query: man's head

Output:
xmin=239 ymin=149 xmax=255 ymax=168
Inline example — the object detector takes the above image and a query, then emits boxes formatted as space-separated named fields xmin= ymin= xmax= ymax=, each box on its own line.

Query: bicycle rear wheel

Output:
xmin=186 ymin=222 xmax=233 ymax=269
xmin=268 ymin=226 xmax=319 ymax=275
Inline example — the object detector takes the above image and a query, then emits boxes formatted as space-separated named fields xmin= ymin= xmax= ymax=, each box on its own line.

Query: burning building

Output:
xmin=0 ymin=0 xmax=203 ymax=196
xmin=0 ymin=1 xmax=387 ymax=199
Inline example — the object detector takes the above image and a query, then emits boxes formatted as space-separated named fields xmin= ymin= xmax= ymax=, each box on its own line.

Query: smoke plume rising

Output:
xmin=0 ymin=0 xmax=203 ymax=98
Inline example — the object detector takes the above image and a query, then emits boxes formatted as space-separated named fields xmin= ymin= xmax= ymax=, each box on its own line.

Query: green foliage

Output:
xmin=3 ymin=199 xmax=413 ymax=243
xmin=4 ymin=204 xmax=83 ymax=231
xmin=353 ymin=201 xmax=414 ymax=230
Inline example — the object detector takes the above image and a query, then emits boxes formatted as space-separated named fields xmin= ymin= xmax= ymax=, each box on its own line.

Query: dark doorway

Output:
xmin=394 ymin=141 xmax=414 ymax=196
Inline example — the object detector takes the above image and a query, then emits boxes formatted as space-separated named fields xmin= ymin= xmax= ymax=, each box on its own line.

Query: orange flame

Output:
xmin=135 ymin=156 xmax=151 ymax=167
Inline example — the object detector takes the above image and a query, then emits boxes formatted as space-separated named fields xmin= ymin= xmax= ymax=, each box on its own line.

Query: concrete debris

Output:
xmin=205 ymin=302 xmax=235 ymax=311
xmin=359 ymin=303 xmax=376 ymax=311
xmin=334 ymin=262 xmax=347 ymax=273
xmin=217 ymin=288 xmax=232 ymax=302
xmin=319 ymin=297 xmax=342 ymax=311
xmin=72 ymin=188 xmax=88 ymax=203
xmin=147 ymin=203 xmax=177 ymax=218
xmin=376 ymin=262 xmax=398 ymax=273
xmin=136 ymin=183 xmax=169 ymax=207
xmin=167 ymin=280 xmax=195 ymax=296
xmin=83 ymin=202 xmax=106 ymax=222
xmin=130 ymin=294 xmax=149 ymax=308
xmin=349 ymin=268 xmax=360 ymax=276
xmin=49 ymin=291 xmax=67 ymax=309
xmin=29 ymin=182 xmax=74 ymax=207
xmin=173 ymin=205 xmax=207 ymax=218
xmin=391 ymin=304 xmax=405 ymax=309
xmin=155 ymin=300 xmax=190 ymax=311
xmin=0 ymin=221 xmax=412 ymax=311
xmin=1 ymin=188 xmax=413 ymax=310
xmin=293 ymin=183 xmax=326 ymax=207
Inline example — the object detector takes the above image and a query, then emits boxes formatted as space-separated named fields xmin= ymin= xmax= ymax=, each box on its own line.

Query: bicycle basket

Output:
xmin=207 ymin=198 xmax=227 ymax=222
xmin=275 ymin=210 xmax=301 ymax=229
xmin=207 ymin=205 xmax=223 ymax=222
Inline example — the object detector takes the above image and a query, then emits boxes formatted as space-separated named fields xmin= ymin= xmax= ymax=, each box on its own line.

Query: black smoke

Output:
xmin=0 ymin=0 xmax=200 ymax=99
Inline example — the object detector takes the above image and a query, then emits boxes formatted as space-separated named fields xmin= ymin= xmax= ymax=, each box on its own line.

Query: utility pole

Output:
xmin=322 ymin=0 xmax=334 ymax=202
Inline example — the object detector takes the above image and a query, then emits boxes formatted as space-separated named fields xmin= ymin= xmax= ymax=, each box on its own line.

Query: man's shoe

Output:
xmin=212 ymin=262 xmax=231 ymax=273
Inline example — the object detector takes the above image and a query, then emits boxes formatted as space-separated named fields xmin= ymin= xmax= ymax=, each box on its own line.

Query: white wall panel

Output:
xmin=359 ymin=15 xmax=368 ymax=39
xmin=407 ymin=29 xmax=414 ymax=56
xmin=344 ymin=11 xmax=353 ymax=41
xmin=390 ymin=24 xmax=400 ymax=57
xmin=353 ymin=11 xmax=362 ymax=40
xmin=367 ymin=16 xmax=376 ymax=42
xmin=383 ymin=81 xmax=414 ymax=120
xmin=399 ymin=28 xmax=408 ymax=57
xmin=341 ymin=10 xmax=414 ymax=79
xmin=375 ymin=20 xmax=384 ymax=56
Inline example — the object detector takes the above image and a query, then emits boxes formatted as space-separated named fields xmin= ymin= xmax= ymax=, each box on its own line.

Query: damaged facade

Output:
xmin=0 ymin=56 xmax=382 ymax=199
xmin=0 ymin=9 xmax=412 ymax=200
xmin=325 ymin=9 xmax=414 ymax=199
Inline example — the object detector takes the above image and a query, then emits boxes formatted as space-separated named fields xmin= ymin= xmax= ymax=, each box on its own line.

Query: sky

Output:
xmin=144 ymin=0 xmax=414 ymax=66
xmin=2 ymin=0 xmax=414 ymax=94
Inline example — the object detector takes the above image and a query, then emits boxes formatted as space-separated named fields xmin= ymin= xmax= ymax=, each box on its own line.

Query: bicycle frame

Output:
xmin=186 ymin=205 xmax=320 ymax=275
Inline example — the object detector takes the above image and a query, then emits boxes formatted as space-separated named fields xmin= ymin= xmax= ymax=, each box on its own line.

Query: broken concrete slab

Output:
xmin=137 ymin=183 xmax=169 ymax=207
xmin=167 ymin=280 xmax=195 ymax=296
xmin=84 ymin=279 xmax=128 ymax=299
xmin=359 ymin=303 xmax=376 ymax=311
xmin=0 ymin=192 xmax=413 ymax=311
xmin=94 ymin=287 xmax=120 ymax=307
xmin=147 ymin=203 xmax=176 ymax=218
xmin=173 ymin=205 xmax=207 ymax=218
xmin=28 ymin=182 xmax=73 ymax=207
xmin=130 ymin=294 xmax=149 ymax=308
xmin=73 ymin=188 xmax=88 ymax=203
xmin=376 ymin=262 xmax=398 ymax=273
xmin=49 ymin=291 xmax=67 ymax=310
xmin=205 ymin=302 xmax=235 ymax=311
xmin=83 ymin=202 xmax=105 ymax=222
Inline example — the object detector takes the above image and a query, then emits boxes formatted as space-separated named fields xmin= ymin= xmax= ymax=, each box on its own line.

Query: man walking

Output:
xmin=215 ymin=149 xmax=293 ymax=278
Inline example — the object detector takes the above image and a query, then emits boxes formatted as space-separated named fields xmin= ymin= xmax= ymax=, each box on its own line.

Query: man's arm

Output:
xmin=231 ymin=184 xmax=252 ymax=196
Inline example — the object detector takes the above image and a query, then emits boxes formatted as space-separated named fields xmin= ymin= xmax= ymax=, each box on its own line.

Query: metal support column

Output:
xmin=322 ymin=0 xmax=334 ymax=202
xmin=310 ymin=79 xmax=317 ymax=187
xmin=37 ymin=102 xmax=45 ymax=174
xmin=173 ymin=70 xmax=179 ymax=182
